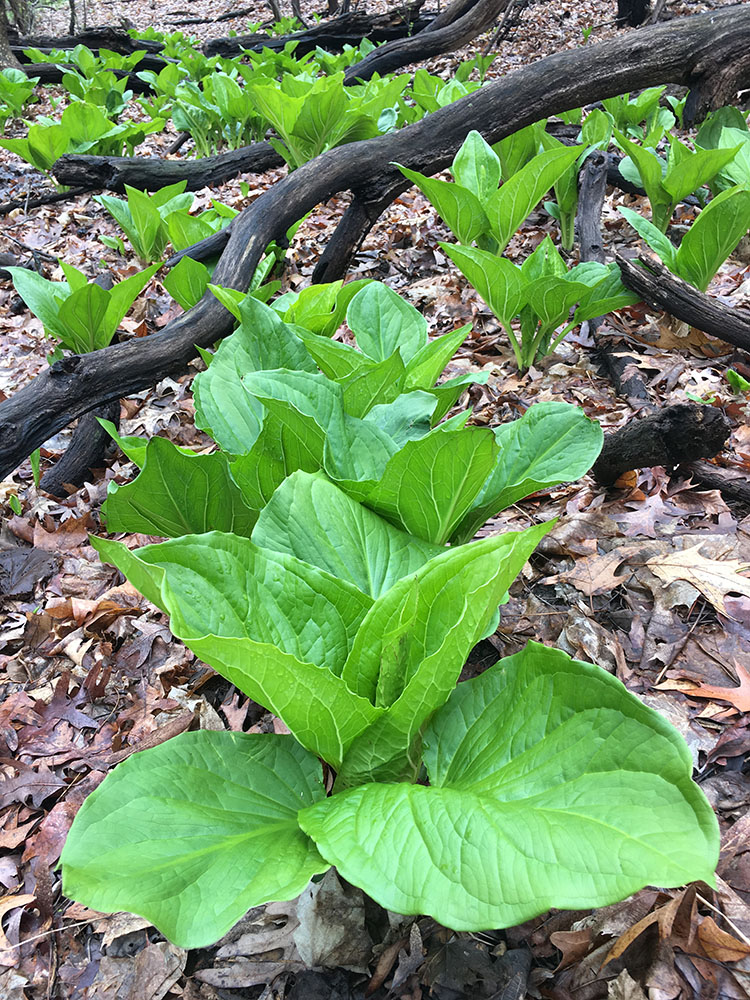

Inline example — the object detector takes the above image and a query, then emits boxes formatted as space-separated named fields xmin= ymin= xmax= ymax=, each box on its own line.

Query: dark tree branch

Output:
xmin=592 ymin=404 xmax=731 ymax=485
xmin=3 ymin=6 xmax=750 ymax=477
xmin=616 ymin=253 xmax=750 ymax=353
xmin=343 ymin=0 xmax=509 ymax=82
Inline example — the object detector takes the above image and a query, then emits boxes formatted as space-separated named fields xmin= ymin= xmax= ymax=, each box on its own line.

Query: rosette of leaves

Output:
xmin=612 ymin=129 xmax=742 ymax=232
xmin=619 ymin=185 xmax=750 ymax=293
xmin=5 ymin=261 xmax=159 ymax=355
xmin=246 ymin=71 xmax=409 ymax=169
xmin=0 ymin=101 xmax=164 ymax=172
xmin=397 ymin=130 xmax=582 ymax=254
xmin=443 ymin=236 xmax=639 ymax=371
xmin=61 ymin=471 xmax=719 ymax=947
xmin=100 ymin=283 xmax=603 ymax=546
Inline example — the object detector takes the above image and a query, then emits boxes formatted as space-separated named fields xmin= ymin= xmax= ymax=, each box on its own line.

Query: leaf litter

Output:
xmin=1 ymin=0 xmax=750 ymax=997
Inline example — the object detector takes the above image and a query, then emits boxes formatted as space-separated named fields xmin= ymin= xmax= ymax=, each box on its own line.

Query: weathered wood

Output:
xmin=39 ymin=400 xmax=120 ymax=496
xmin=3 ymin=6 xmax=750 ymax=478
xmin=9 ymin=25 xmax=165 ymax=55
xmin=683 ymin=460 xmax=750 ymax=506
xmin=593 ymin=403 xmax=731 ymax=485
xmin=203 ymin=9 xmax=436 ymax=59
xmin=616 ymin=253 xmax=750 ymax=353
xmin=344 ymin=0 xmax=509 ymax=82
xmin=53 ymin=143 xmax=284 ymax=193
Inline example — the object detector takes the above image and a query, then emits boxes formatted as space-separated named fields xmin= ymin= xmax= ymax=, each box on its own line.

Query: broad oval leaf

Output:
xmin=335 ymin=522 xmax=551 ymax=786
xmin=252 ymin=470 xmax=443 ymax=599
xmin=450 ymin=130 xmax=501 ymax=202
xmin=92 ymin=534 xmax=380 ymax=765
xmin=675 ymin=186 xmax=750 ymax=292
xmin=300 ymin=643 xmax=719 ymax=930
xmin=62 ymin=732 xmax=328 ymax=948
xmin=193 ymin=296 xmax=317 ymax=455
xmin=346 ymin=282 xmax=428 ymax=365
xmin=452 ymin=401 xmax=602 ymax=543
xmin=362 ymin=425 xmax=499 ymax=545
xmin=102 ymin=436 xmax=258 ymax=538
xmin=440 ymin=243 xmax=525 ymax=330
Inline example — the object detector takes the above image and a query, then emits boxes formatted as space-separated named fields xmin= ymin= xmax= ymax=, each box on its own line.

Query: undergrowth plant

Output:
xmin=5 ymin=261 xmax=159 ymax=354
xmin=619 ymin=185 xmax=750 ymax=292
xmin=0 ymin=68 xmax=38 ymax=130
xmin=60 ymin=280 xmax=718 ymax=949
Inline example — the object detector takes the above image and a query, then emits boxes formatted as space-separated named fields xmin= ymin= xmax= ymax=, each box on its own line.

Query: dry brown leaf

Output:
xmin=550 ymin=929 xmax=593 ymax=970
xmin=0 ymin=894 xmax=35 ymax=954
xmin=673 ymin=662 xmax=750 ymax=714
xmin=697 ymin=916 xmax=750 ymax=963
xmin=647 ymin=545 xmax=750 ymax=615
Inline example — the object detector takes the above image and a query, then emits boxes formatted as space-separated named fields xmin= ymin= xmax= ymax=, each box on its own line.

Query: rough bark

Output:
xmin=203 ymin=9 xmax=435 ymax=59
xmin=683 ymin=461 xmax=750 ymax=506
xmin=3 ymin=6 xmax=750 ymax=477
xmin=39 ymin=401 xmax=120 ymax=496
xmin=0 ymin=0 xmax=22 ymax=69
xmin=53 ymin=143 xmax=284 ymax=193
xmin=343 ymin=0 xmax=509 ymax=82
xmin=8 ymin=25 xmax=165 ymax=55
xmin=592 ymin=404 xmax=731 ymax=485
xmin=616 ymin=253 xmax=750 ymax=353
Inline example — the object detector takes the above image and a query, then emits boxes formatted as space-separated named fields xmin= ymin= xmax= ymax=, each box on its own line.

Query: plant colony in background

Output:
xmin=1 ymin=28 xmax=742 ymax=948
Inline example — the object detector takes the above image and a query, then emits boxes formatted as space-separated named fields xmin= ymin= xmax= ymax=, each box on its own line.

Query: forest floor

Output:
xmin=1 ymin=0 xmax=750 ymax=998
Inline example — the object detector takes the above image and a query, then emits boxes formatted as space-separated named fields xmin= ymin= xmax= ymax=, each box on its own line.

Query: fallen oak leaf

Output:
xmin=661 ymin=660 xmax=750 ymax=714
xmin=646 ymin=544 xmax=750 ymax=617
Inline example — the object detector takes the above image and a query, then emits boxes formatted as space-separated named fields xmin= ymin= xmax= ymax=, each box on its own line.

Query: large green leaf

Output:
xmin=93 ymin=534 xmax=380 ymax=765
xmin=102 ymin=436 xmax=258 ymax=537
xmin=453 ymin=401 xmax=603 ymax=543
xmin=451 ymin=130 xmax=501 ymax=203
xmin=335 ymin=522 xmax=551 ymax=786
xmin=56 ymin=283 xmax=110 ymax=352
xmin=301 ymin=642 xmax=719 ymax=930
xmin=362 ymin=426 xmax=498 ymax=545
xmin=397 ymin=165 xmax=490 ymax=246
xmin=346 ymin=282 xmax=428 ymax=365
xmin=5 ymin=267 xmax=70 ymax=339
xmin=253 ymin=470 xmax=443 ymax=598
xmin=193 ymin=296 xmax=316 ymax=454
xmin=440 ymin=244 xmax=525 ymax=331
xmin=486 ymin=145 xmax=582 ymax=252
xmin=62 ymin=732 xmax=328 ymax=948
xmin=675 ymin=186 xmax=750 ymax=292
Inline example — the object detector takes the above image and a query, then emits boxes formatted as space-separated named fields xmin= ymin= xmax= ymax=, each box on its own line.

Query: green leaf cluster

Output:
xmin=61 ymin=277 xmax=716 ymax=949
xmin=619 ymin=185 xmax=750 ymax=292
xmin=5 ymin=261 xmax=159 ymax=354
xmin=443 ymin=237 xmax=639 ymax=370
xmin=0 ymin=68 xmax=38 ymax=130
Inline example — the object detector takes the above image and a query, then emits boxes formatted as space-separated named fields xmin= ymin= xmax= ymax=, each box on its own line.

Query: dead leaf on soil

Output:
xmin=647 ymin=545 xmax=750 ymax=617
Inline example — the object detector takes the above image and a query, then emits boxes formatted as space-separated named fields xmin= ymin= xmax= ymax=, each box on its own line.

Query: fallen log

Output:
xmin=344 ymin=0 xmax=510 ymax=82
xmin=592 ymin=403 xmax=731 ymax=485
xmin=53 ymin=142 xmax=284 ymax=193
xmin=2 ymin=5 xmax=750 ymax=477
xmin=616 ymin=253 xmax=750 ymax=353
xmin=203 ymin=9 xmax=437 ymax=58
xmin=39 ymin=401 xmax=120 ymax=496
xmin=9 ymin=25 xmax=165 ymax=55
xmin=18 ymin=61 xmax=154 ymax=94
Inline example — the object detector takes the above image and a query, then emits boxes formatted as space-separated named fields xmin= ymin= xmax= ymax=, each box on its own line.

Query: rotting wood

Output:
xmin=203 ymin=8 xmax=435 ymax=58
xmin=616 ymin=253 xmax=750 ymax=353
xmin=53 ymin=143 xmax=284 ymax=194
xmin=343 ymin=0 xmax=509 ymax=82
xmin=592 ymin=404 xmax=731 ymax=485
xmin=3 ymin=6 xmax=750 ymax=477
xmin=9 ymin=25 xmax=165 ymax=55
